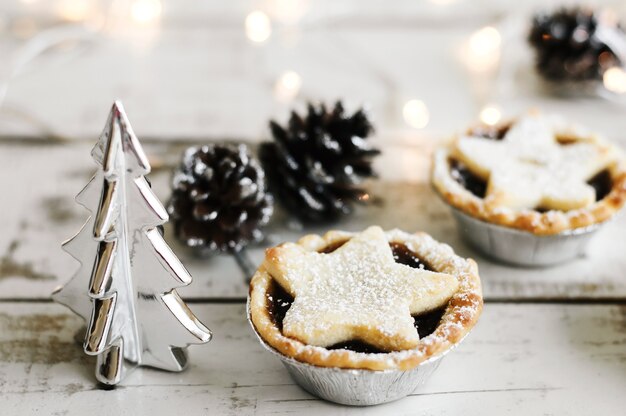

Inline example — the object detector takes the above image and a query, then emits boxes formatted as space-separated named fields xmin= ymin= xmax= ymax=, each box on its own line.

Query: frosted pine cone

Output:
xmin=529 ymin=7 xmax=622 ymax=81
xmin=168 ymin=144 xmax=273 ymax=253
xmin=259 ymin=102 xmax=380 ymax=222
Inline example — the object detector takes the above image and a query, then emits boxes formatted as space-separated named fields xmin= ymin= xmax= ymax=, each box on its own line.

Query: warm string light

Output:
xmin=603 ymin=66 xmax=626 ymax=94
xmin=130 ymin=0 xmax=162 ymax=25
xmin=56 ymin=0 xmax=95 ymax=22
xmin=463 ymin=26 xmax=501 ymax=72
xmin=469 ymin=26 xmax=501 ymax=56
xmin=101 ymin=0 xmax=163 ymax=49
xmin=266 ymin=0 xmax=309 ymax=25
xmin=274 ymin=71 xmax=302 ymax=102
xmin=403 ymin=100 xmax=430 ymax=129
xmin=479 ymin=105 xmax=502 ymax=126
xmin=54 ymin=0 xmax=161 ymax=31
xmin=245 ymin=11 xmax=272 ymax=43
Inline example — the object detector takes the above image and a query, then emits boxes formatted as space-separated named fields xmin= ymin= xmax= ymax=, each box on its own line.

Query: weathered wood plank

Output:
xmin=0 ymin=302 xmax=624 ymax=415
xmin=1 ymin=141 xmax=625 ymax=301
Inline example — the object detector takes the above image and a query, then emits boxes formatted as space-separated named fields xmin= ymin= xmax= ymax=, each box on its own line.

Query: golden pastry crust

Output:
xmin=249 ymin=229 xmax=483 ymax=371
xmin=431 ymin=119 xmax=626 ymax=236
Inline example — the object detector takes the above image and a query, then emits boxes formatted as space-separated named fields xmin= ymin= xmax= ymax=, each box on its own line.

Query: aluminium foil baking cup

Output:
xmin=449 ymin=207 xmax=602 ymax=267
xmin=247 ymin=300 xmax=459 ymax=406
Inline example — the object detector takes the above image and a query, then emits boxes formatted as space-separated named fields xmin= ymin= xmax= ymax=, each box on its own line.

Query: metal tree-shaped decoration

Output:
xmin=53 ymin=101 xmax=212 ymax=385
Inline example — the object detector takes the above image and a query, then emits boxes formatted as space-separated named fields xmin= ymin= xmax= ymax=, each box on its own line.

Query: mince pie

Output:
xmin=248 ymin=226 xmax=482 ymax=371
xmin=432 ymin=114 xmax=626 ymax=235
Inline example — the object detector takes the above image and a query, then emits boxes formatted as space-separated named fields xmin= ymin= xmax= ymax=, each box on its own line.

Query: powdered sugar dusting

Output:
xmin=265 ymin=226 xmax=460 ymax=351
xmin=251 ymin=227 xmax=484 ymax=371
xmin=454 ymin=115 xmax=615 ymax=211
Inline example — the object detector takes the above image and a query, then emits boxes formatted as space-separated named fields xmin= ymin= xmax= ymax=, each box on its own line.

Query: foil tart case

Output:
xmin=449 ymin=207 xmax=602 ymax=267
xmin=247 ymin=300 xmax=461 ymax=406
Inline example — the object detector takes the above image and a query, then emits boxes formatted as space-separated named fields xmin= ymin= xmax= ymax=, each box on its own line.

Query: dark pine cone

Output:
xmin=168 ymin=144 xmax=273 ymax=253
xmin=259 ymin=102 xmax=380 ymax=222
xmin=528 ymin=7 xmax=622 ymax=81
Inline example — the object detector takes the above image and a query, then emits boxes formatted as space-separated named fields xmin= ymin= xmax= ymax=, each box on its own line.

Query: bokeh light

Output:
xmin=479 ymin=105 xmax=502 ymax=126
xmin=56 ymin=0 xmax=95 ymax=22
xmin=245 ymin=11 xmax=272 ymax=43
xmin=464 ymin=26 xmax=501 ymax=72
xmin=274 ymin=71 xmax=302 ymax=102
xmin=130 ymin=0 xmax=162 ymax=25
xmin=403 ymin=100 xmax=430 ymax=129
xmin=603 ymin=66 xmax=626 ymax=94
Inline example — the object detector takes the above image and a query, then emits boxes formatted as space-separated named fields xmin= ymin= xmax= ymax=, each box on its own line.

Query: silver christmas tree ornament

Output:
xmin=53 ymin=101 xmax=212 ymax=385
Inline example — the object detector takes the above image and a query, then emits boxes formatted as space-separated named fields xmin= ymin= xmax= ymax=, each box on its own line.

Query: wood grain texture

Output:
xmin=1 ymin=142 xmax=624 ymax=301
xmin=0 ymin=302 xmax=624 ymax=415
xmin=1 ymin=2 xmax=625 ymax=414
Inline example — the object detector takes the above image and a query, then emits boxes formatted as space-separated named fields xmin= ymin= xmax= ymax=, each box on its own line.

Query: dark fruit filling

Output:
xmin=555 ymin=134 xmax=579 ymax=145
xmin=318 ymin=239 xmax=348 ymax=254
xmin=449 ymin=125 xmax=615 ymax=208
xmin=447 ymin=124 xmax=511 ymax=199
xmin=467 ymin=123 xmax=511 ymax=141
xmin=450 ymin=157 xmax=613 ymax=207
xmin=390 ymin=242 xmax=434 ymax=271
xmin=588 ymin=169 xmax=612 ymax=201
xmin=449 ymin=126 xmax=614 ymax=206
xmin=266 ymin=280 xmax=293 ymax=333
xmin=534 ymin=170 xmax=611 ymax=212
xmin=266 ymin=243 xmax=447 ymax=354
xmin=450 ymin=159 xmax=488 ymax=198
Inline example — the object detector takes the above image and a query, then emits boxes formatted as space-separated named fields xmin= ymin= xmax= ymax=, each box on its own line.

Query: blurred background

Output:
xmin=1 ymin=0 xmax=626 ymax=145
xmin=1 ymin=0 xmax=626 ymax=302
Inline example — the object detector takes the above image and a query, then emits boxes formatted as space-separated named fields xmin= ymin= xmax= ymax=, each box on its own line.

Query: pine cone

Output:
xmin=528 ymin=7 xmax=622 ymax=81
xmin=168 ymin=144 xmax=273 ymax=253
xmin=259 ymin=102 xmax=380 ymax=222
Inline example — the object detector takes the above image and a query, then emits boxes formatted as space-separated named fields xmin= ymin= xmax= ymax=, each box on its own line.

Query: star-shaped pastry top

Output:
xmin=264 ymin=226 xmax=459 ymax=351
xmin=455 ymin=115 xmax=615 ymax=211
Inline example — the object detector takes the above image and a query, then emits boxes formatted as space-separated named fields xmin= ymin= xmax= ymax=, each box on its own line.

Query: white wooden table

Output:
xmin=1 ymin=1 xmax=625 ymax=414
